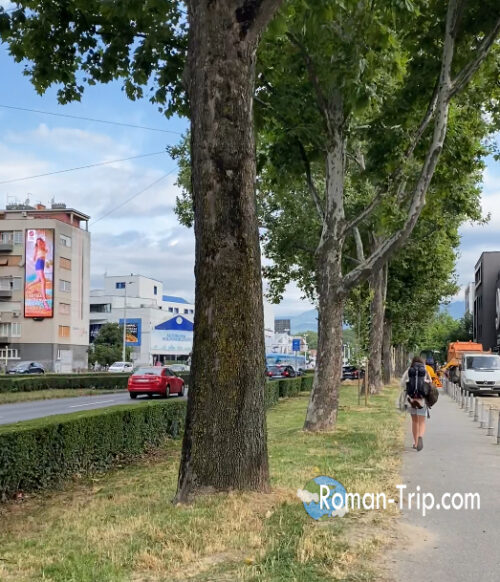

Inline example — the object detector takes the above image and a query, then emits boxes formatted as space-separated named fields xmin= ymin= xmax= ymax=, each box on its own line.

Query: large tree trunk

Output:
xmin=368 ymin=257 xmax=387 ymax=393
xmin=304 ymin=258 xmax=345 ymax=432
xmin=304 ymin=91 xmax=345 ymax=432
xmin=176 ymin=1 xmax=280 ymax=502
xmin=382 ymin=317 xmax=393 ymax=385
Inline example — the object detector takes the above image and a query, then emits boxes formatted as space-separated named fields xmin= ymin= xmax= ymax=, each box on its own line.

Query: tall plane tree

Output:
xmin=0 ymin=0 xmax=283 ymax=500
xmin=255 ymin=0 xmax=500 ymax=431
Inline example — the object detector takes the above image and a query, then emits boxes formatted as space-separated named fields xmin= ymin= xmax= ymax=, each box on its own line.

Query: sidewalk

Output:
xmin=389 ymin=392 xmax=500 ymax=582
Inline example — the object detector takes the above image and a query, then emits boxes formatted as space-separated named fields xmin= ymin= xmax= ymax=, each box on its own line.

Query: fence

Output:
xmin=443 ymin=377 xmax=500 ymax=445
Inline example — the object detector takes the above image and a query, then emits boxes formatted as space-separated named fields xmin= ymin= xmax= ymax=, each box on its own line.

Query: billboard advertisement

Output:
xmin=151 ymin=316 xmax=193 ymax=355
xmin=24 ymin=228 xmax=54 ymax=318
xmin=119 ymin=318 xmax=142 ymax=346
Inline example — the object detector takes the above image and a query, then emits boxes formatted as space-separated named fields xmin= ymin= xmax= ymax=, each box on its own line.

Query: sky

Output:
xmin=0 ymin=33 xmax=498 ymax=318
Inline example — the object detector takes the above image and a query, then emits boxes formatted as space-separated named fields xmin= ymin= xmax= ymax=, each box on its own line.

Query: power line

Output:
xmin=0 ymin=151 xmax=167 ymax=185
xmin=0 ymin=104 xmax=183 ymax=135
xmin=91 ymin=171 xmax=176 ymax=226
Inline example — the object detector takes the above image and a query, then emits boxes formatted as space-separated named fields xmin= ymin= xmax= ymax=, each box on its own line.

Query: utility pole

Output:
xmin=122 ymin=282 xmax=131 ymax=362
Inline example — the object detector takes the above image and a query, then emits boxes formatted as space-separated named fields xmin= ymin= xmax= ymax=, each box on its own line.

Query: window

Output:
xmin=60 ymin=280 xmax=72 ymax=292
xmin=168 ymin=307 xmax=173 ymax=313
xmin=174 ymin=307 xmax=179 ymax=314
xmin=10 ymin=322 xmax=21 ymax=337
xmin=190 ymin=309 xmax=194 ymax=314
xmin=90 ymin=303 xmax=111 ymax=313
xmin=59 ymin=325 xmax=70 ymax=338
xmin=154 ymin=286 xmax=158 ymax=295
xmin=59 ymin=303 xmax=71 ymax=315
xmin=0 ymin=231 xmax=12 ymax=244
xmin=12 ymin=278 xmax=21 ymax=290
xmin=0 ymin=348 xmax=19 ymax=359
xmin=13 ymin=231 xmax=23 ymax=244
xmin=184 ymin=309 xmax=189 ymax=314
xmin=0 ymin=322 xmax=10 ymax=336
xmin=60 ymin=257 xmax=71 ymax=270
xmin=116 ymin=282 xmax=126 ymax=289
xmin=60 ymin=234 xmax=72 ymax=247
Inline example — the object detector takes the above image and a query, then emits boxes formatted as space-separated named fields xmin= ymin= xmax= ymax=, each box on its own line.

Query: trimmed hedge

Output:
xmin=0 ymin=400 xmax=186 ymax=499
xmin=301 ymin=374 xmax=314 ymax=391
xmin=0 ymin=375 xmax=311 ymax=500
xmin=0 ymin=371 xmax=192 ymax=394
xmin=0 ymin=373 xmax=130 ymax=393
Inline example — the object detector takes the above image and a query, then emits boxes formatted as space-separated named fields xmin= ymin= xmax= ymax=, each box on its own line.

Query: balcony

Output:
xmin=0 ymin=242 xmax=13 ymax=252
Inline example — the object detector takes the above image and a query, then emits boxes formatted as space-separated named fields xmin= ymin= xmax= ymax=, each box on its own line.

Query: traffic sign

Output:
xmin=292 ymin=339 xmax=301 ymax=352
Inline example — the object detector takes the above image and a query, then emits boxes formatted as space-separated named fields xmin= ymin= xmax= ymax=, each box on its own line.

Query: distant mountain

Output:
xmin=289 ymin=309 xmax=318 ymax=334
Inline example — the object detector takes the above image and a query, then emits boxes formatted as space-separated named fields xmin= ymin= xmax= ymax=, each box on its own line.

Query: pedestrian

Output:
xmin=401 ymin=356 xmax=432 ymax=451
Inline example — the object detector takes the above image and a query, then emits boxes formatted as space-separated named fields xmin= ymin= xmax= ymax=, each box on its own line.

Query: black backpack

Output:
xmin=407 ymin=363 xmax=427 ymax=399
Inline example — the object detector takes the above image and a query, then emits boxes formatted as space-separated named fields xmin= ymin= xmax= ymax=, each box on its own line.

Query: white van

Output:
xmin=460 ymin=353 xmax=500 ymax=395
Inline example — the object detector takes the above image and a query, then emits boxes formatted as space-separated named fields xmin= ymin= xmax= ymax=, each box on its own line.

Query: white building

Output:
xmin=90 ymin=275 xmax=194 ymax=365
xmin=90 ymin=274 xmax=276 ymax=365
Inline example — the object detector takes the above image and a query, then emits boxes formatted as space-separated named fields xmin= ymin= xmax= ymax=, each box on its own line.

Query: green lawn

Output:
xmin=0 ymin=389 xmax=125 ymax=405
xmin=0 ymin=386 xmax=403 ymax=581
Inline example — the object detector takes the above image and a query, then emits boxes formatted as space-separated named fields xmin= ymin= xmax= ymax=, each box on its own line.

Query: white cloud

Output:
xmin=297 ymin=489 xmax=319 ymax=504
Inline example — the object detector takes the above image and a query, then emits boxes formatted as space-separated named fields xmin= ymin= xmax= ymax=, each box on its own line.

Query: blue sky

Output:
xmin=0 ymin=36 xmax=498 ymax=318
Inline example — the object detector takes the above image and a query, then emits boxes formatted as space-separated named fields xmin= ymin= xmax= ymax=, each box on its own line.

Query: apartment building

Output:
xmin=473 ymin=252 xmax=500 ymax=351
xmin=0 ymin=203 xmax=90 ymax=371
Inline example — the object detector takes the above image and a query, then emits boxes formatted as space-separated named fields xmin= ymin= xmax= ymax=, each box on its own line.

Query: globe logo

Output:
xmin=297 ymin=476 xmax=348 ymax=520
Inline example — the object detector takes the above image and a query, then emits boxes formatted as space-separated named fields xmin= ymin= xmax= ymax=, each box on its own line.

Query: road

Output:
xmin=388 ymin=390 xmax=500 ymax=582
xmin=0 ymin=392 xmax=186 ymax=426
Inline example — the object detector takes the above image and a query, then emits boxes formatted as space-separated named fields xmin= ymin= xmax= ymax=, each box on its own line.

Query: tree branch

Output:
xmin=237 ymin=0 xmax=284 ymax=43
xmin=297 ymin=140 xmax=325 ymax=221
xmin=449 ymin=16 xmax=500 ymax=99
xmin=353 ymin=227 xmax=365 ymax=263
xmin=342 ymin=0 xmax=462 ymax=293
xmin=343 ymin=189 xmax=384 ymax=235
xmin=287 ymin=32 xmax=331 ymax=130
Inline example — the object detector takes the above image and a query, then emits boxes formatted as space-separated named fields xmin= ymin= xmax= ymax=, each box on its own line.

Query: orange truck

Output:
xmin=444 ymin=341 xmax=487 ymax=386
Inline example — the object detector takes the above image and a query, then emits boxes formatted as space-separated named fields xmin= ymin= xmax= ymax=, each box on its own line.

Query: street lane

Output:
xmin=0 ymin=392 xmax=186 ymax=426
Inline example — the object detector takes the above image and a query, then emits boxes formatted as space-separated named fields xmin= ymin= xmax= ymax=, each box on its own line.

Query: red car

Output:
xmin=128 ymin=367 xmax=185 ymax=399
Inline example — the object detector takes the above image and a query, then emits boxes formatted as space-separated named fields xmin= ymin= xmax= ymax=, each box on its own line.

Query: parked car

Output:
xmin=108 ymin=361 xmax=134 ymax=373
xmin=266 ymin=365 xmax=297 ymax=379
xmin=7 ymin=361 xmax=45 ymax=374
xmin=342 ymin=366 xmax=363 ymax=381
xmin=128 ymin=366 xmax=185 ymax=399
xmin=168 ymin=363 xmax=190 ymax=373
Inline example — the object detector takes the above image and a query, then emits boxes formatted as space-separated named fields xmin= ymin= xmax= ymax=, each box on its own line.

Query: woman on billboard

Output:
xmin=33 ymin=237 xmax=50 ymax=311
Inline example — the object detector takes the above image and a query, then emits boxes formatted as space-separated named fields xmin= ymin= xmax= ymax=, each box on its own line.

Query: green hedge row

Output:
xmin=0 ymin=374 xmax=313 ymax=500
xmin=0 ymin=400 xmax=186 ymax=500
xmin=0 ymin=372 xmax=192 ymax=393
xmin=0 ymin=373 xmax=130 ymax=393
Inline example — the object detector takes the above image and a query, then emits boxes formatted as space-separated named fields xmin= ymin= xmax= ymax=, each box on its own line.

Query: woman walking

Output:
xmin=401 ymin=356 xmax=432 ymax=451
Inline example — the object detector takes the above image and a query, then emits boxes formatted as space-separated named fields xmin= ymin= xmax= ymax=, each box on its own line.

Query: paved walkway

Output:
xmin=389 ymin=391 xmax=500 ymax=582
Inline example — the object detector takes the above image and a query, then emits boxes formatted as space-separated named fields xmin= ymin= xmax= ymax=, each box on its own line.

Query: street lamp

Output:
xmin=122 ymin=281 xmax=132 ymax=362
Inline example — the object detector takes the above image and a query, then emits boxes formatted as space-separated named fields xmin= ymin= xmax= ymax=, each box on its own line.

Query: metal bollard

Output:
xmin=473 ymin=397 xmax=478 ymax=422
xmin=461 ymin=390 xmax=465 ymax=409
xmin=469 ymin=394 xmax=474 ymax=417
xmin=479 ymin=401 xmax=485 ymax=428
xmin=487 ymin=407 xmax=494 ymax=436
xmin=496 ymin=412 xmax=500 ymax=444
xmin=465 ymin=391 xmax=469 ymax=412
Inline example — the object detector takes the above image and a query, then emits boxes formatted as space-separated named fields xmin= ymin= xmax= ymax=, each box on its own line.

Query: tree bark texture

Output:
xmin=382 ymin=318 xmax=393 ymax=385
xmin=368 ymin=252 xmax=387 ymax=394
xmin=176 ymin=0 xmax=281 ymax=502
xmin=304 ymin=92 xmax=345 ymax=432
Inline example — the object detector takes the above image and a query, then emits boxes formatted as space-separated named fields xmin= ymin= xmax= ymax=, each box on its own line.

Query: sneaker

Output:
xmin=417 ymin=437 xmax=423 ymax=451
